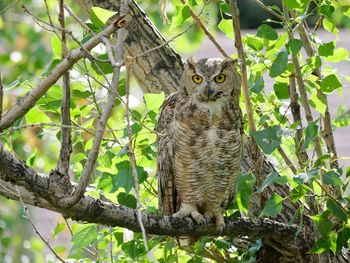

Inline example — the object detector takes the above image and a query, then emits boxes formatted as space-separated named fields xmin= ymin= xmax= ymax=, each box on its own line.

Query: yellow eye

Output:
xmin=214 ymin=74 xmax=226 ymax=83
xmin=192 ymin=75 xmax=203 ymax=84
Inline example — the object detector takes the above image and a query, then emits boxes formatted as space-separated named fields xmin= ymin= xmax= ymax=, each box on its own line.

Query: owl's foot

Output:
xmin=191 ymin=211 xmax=206 ymax=225
xmin=203 ymin=211 xmax=213 ymax=224
xmin=215 ymin=214 xmax=225 ymax=233
xmin=173 ymin=204 xmax=206 ymax=225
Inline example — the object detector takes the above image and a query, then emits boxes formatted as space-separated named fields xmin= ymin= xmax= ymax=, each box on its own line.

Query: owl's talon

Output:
xmin=203 ymin=213 xmax=212 ymax=224
xmin=215 ymin=214 xmax=225 ymax=234
xmin=191 ymin=212 xmax=206 ymax=225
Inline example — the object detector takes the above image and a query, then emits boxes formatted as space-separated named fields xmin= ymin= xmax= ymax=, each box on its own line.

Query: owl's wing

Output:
xmin=156 ymin=92 xmax=179 ymax=215
xmin=221 ymin=106 xmax=245 ymax=210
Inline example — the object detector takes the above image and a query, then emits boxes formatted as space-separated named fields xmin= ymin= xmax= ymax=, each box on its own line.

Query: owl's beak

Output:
xmin=204 ymin=86 xmax=214 ymax=98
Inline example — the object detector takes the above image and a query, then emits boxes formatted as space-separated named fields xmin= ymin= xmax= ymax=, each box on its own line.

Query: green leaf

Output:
xmin=256 ymin=171 xmax=287 ymax=193
xmin=219 ymin=3 xmax=230 ymax=13
xmin=318 ymin=41 xmax=335 ymax=57
xmin=336 ymin=227 xmax=350 ymax=252
xmin=290 ymin=184 xmax=310 ymax=203
xmin=310 ymin=237 xmax=331 ymax=254
xmin=320 ymin=5 xmax=335 ymax=17
xmin=98 ymin=172 xmax=113 ymax=192
xmin=41 ymin=59 xmax=61 ymax=77
xmin=307 ymin=56 xmax=322 ymax=69
xmin=144 ymin=92 xmax=165 ymax=112
xmin=269 ymin=51 xmax=288 ymax=78
xmin=52 ymin=223 xmax=65 ymax=237
xmin=273 ymin=82 xmax=290 ymax=99
xmin=189 ymin=0 xmax=198 ymax=6
xmin=251 ymin=125 xmax=282 ymax=154
xmin=323 ymin=170 xmax=343 ymax=187
xmin=293 ymin=168 xmax=318 ymax=184
xmin=313 ymin=154 xmax=331 ymax=168
xmin=286 ymin=39 xmax=302 ymax=54
xmin=122 ymin=240 xmax=147 ymax=259
xmin=323 ymin=18 xmax=339 ymax=34
xmin=90 ymin=7 xmax=117 ymax=28
xmin=283 ymin=0 xmax=300 ymax=9
xmin=26 ymin=108 xmax=51 ymax=123
xmin=310 ymin=211 xmax=332 ymax=238
xmin=170 ymin=5 xmax=191 ymax=30
xmin=235 ymin=173 xmax=256 ymax=213
xmin=117 ymin=192 xmax=137 ymax=209
xmin=51 ymin=35 xmax=61 ymax=59
xmin=218 ymin=19 xmax=234 ymax=39
xmin=309 ymin=92 xmax=327 ymax=116
xmin=325 ymin=48 xmax=349 ymax=63
xmin=246 ymin=36 xmax=263 ymax=51
xmin=70 ymin=224 xmax=98 ymax=256
xmin=304 ymin=121 xmax=318 ymax=149
xmin=250 ymin=76 xmax=264 ymax=93
xmin=256 ymin=24 xmax=278 ymax=40
xmin=91 ymin=54 xmax=113 ymax=74
xmin=113 ymin=161 xmax=148 ymax=193
xmin=260 ymin=193 xmax=284 ymax=217
xmin=72 ymin=90 xmax=93 ymax=99
xmin=326 ymin=199 xmax=347 ymax=221
xmin=320 ymin=74 xmax=342 ymax=93
xmin=334 ymin=105 xmax=350 ymax=127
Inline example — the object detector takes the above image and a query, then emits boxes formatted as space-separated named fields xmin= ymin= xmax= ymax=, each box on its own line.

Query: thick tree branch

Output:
xmin=0 ymin=144 xmax=307 ymax=257
xmin=0 ymin=15 xmax=129 ymax=132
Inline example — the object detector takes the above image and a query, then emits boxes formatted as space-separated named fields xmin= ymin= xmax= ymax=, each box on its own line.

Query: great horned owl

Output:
xmin=157 ymin=57 xmax=243 ymax=231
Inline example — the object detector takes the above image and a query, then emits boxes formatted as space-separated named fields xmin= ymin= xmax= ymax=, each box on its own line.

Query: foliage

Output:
xmin=1 ymin=0 xmax=350 ymax=262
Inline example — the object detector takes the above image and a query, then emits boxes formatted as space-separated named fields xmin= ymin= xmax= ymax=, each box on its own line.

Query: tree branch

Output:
xmin=0 ymin=15 xmax=129 ymax=132
xmin=0 ymin=144 xmax=307 ymax=256
xmin=57 ymin=0 xmax=72 ymax=175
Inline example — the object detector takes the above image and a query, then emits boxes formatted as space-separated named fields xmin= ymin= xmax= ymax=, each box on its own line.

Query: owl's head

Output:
xmin=180 ymin=57 xmax=241 ymax=102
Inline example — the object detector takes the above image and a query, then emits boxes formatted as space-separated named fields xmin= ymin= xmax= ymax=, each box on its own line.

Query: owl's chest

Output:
xmin=171 ymin=106 xmax=241 ymax=160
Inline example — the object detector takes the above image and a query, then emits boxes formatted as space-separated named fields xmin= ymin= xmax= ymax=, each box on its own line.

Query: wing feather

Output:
xmin=156 ymin=92 xmax=179 ymax=215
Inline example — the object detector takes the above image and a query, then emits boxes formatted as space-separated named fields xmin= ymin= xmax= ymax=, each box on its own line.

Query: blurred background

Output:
xmin=0 ymin=0 xmax=349 ymax=261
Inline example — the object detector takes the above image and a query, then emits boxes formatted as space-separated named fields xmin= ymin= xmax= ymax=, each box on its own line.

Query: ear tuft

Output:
xmin=222 ymin=58 xmax=238 ymax=69
xmin=187 ymin=57 xmax=196 ymax=70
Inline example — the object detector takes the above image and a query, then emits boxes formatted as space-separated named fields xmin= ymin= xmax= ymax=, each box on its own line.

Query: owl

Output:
xmin=157 ymin=57 xmax=243 ymax=232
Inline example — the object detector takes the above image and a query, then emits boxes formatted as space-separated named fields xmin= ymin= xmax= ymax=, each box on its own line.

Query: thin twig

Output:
xmin=64 ymin=4 xmax=96 ymax=36
xmin=133 ymin=25 xmax=193 ymax=59
xmin=16 ymin=187 xmax=65 ymax=263
xmin=230 ymin=0 xmax=255 ymax=133
xmin=180 ymin=0 xmax=229 ymax=58
xmin=57 ymin=0 xmax=72 ymax=175
xmin=254 ymin=0 xmax=285 ymax=22
xmin=125 ymin=58 xmax=149 ymax=252
xmin=109 ymin=226 xmax=114 ymax=263
xmin=282 ymin=7 xmax=323 ymax=160
xmin=0 ymin=0 xmax=20 ymax=15
xmin=289 ymin=74 xmax=309 ymax=169
xmin=0 ymin=15 xmax=129 ymax=131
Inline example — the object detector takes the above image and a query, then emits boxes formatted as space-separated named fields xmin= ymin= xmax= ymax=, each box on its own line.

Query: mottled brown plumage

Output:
xmin=157 ymin=58 xmax=243 ymax=231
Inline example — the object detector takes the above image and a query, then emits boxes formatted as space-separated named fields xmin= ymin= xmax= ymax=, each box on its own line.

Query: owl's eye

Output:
xmin=214 ymin=74 xmax=226 ymax=83
xmin=192 ymin=75 xmax=203 ymax=84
